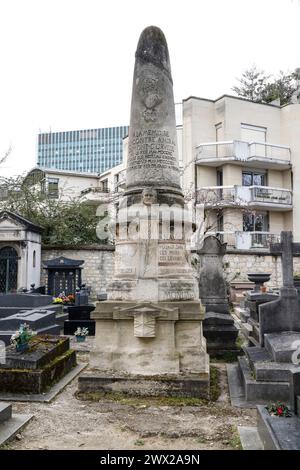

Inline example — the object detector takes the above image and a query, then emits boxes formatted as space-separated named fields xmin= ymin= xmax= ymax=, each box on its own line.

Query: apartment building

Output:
xmin=182 ymin=95 xmax=300 ymax=251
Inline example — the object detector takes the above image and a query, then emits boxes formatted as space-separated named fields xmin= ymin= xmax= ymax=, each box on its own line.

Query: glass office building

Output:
xmin=37 ymin=126 xmax=129 ymax=174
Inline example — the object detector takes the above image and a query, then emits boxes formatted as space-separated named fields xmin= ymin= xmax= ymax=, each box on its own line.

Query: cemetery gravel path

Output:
xmin=6 ymin=357 xmax=256 ymax=450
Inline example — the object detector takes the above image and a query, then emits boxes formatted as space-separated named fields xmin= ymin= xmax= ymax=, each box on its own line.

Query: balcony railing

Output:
xmin=250 ymin=186 xmax=292 ymax=205
xmin=196 ymin=140 xmax=291 ymax=164
xmin=204 ymin=231 xmax=280 ymax=250
xmin=196 ymin=185 xmax=292 ymax=208
xmin=235 ymin=231 xmax=280 ymax=250
xmin=81 ymin=187 xmax=109 ymax=195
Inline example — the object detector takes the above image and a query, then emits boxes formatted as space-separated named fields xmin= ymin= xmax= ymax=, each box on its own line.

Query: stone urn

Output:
xmin=247 ymin=273 xmax=271 ymax=293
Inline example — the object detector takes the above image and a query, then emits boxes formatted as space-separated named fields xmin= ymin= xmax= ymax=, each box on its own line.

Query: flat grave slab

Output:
xmin=0 ymin=335 xmax=77 ymax=395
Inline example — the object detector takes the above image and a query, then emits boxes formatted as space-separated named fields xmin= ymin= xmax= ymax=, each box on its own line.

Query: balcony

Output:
xmin=196 ymin=185 xmax=292 ymax=211
xmin=195 ymin=140 xmax=291 ymax=169
xmin=80 ymin=187 xmax=111 ymax=205
xmin=205 ymin=231 xmax=280 ymax=250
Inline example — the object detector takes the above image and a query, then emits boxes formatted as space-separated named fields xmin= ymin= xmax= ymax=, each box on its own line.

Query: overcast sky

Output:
xmin=0 ymin=0 xmax=299 ymax=177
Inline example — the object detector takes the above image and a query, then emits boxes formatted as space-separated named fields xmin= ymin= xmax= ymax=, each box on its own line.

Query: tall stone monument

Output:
xmin=79 ymin=26 xmax=209 ymax=398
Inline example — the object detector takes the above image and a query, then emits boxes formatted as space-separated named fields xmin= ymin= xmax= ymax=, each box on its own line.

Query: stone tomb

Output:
xmin=240 ymin=285 xmax=278 ymax=347
xmin=0 ymin=336 xmax=76 ymax=394
xmin=229 ymin=231 xmax=300 ymax=405
xmin=257 ymin=370 xmax=300 ymax=449
xmin=64 ymin=285 xmax=96 ymax=336
xmin=197 ymin=236 xmax=239 ymax=356
xmin=0 ymin=309 xmax=60 ymax=345
xmin=78 ymin=26 xmax=209 ymax=399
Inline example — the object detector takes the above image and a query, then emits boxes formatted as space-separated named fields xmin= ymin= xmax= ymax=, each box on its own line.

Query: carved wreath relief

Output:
xmin=139 ymin=75 xmax=163 ymax=122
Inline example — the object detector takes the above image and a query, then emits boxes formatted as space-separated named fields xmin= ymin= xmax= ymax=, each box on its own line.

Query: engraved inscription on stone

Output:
xmin=128 ymin=129 xmax=176 ymax=171
xmin=159 ymin=243 xmax=185 ymax=265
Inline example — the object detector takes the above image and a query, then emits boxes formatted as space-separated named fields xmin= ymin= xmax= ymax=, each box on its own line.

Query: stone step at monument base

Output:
xmin=0 ymin=335 xmax=77 ymax=394
xmin=64 ymin=319 xmax=95 ymax=336
xmin=238 ymin=356 xmax=290 ymax=403
xmin=243 ymin=346 xmax=272 ymax=369
xmin=254 ymin=362 xmax=300 ymax=382
xmin=0 ymin=402 xmax=33 ymax=446
xmin=257 ymin=405 xmax=300 ymax=450
xmin=264 ymin=331 xmax=300 ymax=363
xmin=78 ymin=371 xmax=210 ymax=399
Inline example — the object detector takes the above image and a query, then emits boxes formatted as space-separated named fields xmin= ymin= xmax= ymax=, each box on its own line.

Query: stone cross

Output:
xmin=270 ymin=231 xmax=300 ymax=288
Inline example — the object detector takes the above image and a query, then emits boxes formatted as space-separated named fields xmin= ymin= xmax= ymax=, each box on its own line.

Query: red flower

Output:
xmin=277 ymin=407 xmax=283 ymax=416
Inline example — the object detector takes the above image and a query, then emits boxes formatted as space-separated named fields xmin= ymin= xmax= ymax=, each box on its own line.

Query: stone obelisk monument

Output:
xmin=79 ymin=26 xmax=209 ymax=398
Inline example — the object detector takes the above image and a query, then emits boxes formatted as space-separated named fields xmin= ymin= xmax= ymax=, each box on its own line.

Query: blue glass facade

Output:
xmin=37 ymin=126 xmax=129 ymax=174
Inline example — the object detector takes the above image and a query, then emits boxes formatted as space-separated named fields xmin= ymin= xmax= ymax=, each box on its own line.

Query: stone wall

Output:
xmin=224 ymin=251 xmax=300 ymax=288
xmin=41 ymin=246 xmax=300 ymax=297
xmin=41 ymin=245 xmax=115 ymax=299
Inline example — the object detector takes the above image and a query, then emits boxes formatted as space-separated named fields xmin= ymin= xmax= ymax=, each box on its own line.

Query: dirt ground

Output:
xmin=1 ymin=349 xmax=257 ymax=451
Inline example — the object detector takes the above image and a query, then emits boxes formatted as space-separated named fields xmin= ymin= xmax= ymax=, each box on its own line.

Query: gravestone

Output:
xmin=78 ymin=26 xmax=209 ymax=398
xmin=63 ymin=285 xmax=96 ymax=336
xmin=197 ymin=236 xmax=238 ymax=356
xmin=228 ymin=232 xmax=300 ymax=405
xmin=259 ymin=231 xmax=300 ymax=342
xmin=0 ymin=308 xmax=60 ymax=345
xmin=257 ymin=370 xmax=300 ymax=449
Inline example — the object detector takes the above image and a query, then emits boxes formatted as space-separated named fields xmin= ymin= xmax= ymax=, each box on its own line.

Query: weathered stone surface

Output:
xmin=85 ymin=26 xmax=209 ymax=398
xmin=78 ymin=372 xmax=209 ymax=399
xmin=0 ymin=336 xmax=70 ymax=370
xmin=197 ymin=236 xmax=228 ymax=312
xmin=90 ymin=301 xmax=208 ymax=376
xmin=0 ymin=335 xmax=76 ymax=394
xmin=264 ymin=331 xmax=300 ymax=363
xmin=257 ymin=405 xmax=300 ymax=450
xmin=126 ymin=26 xmax=181 ymax=192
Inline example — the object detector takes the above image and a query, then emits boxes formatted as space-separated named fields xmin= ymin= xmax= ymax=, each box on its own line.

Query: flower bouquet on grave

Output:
xmin=266 ymin=402 xmax=292 ymax=417
xmin=74 ymin=327 xmax=89 ymax=343
xmin=53 ymin=292 xmax=75 ymax=305
xmin=10 ymin=323 xmax=36 ymax=353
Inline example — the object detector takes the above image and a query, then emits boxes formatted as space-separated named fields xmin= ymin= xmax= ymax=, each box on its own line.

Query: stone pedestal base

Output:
xmin=203 ymin=312 xmax=239 ymax=357
xmin=78 ymin=371 xmax=209 ymax=399
xmin=80 ymin=300 xmax=209 ymax=398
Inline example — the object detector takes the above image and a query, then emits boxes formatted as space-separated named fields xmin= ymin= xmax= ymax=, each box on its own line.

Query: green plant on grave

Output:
xmin=10 ymin=323 xmax=36 ymax=347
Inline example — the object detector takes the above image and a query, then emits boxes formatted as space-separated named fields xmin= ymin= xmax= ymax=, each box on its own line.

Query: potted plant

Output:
xmin=74 ymin=327 xmax=89 ymax=343
xmin=10 ymin=323 xmax=36 ymax=353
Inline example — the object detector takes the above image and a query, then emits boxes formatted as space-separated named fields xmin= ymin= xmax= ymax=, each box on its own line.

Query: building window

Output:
xmin=242 ymin=171 xmax=266 ymax=187
xmin=243 ymin=212 xmax=268 ymax=232
xmin=33 ymin=250 xmax=36 ymax=268
xmin=100 ymin=179 xmax=108 ymax=192
xmin=48 ymin=178 xmax=59 ymax=198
